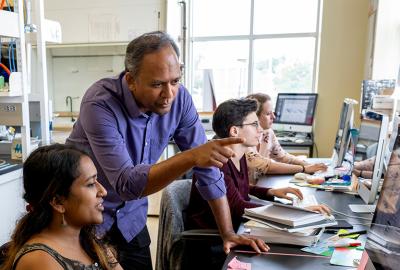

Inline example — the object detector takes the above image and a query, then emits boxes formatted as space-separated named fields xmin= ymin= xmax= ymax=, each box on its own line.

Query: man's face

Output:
xmin=126 ymin=45 xmax=181 ymax=115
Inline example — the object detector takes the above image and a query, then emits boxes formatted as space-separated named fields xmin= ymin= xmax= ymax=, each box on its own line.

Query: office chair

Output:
xmin=156 ymin=179 xmax=222 ymax=270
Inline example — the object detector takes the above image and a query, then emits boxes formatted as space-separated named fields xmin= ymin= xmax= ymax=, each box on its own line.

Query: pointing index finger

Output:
xmin=217 ymin=137 xmax=245 ymax=146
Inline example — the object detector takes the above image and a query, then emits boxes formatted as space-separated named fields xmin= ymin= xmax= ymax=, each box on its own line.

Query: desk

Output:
xmin=222 ymin=173 xmax=372 ymax=270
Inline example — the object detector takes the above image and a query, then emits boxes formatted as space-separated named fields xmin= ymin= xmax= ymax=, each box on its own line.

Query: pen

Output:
xmin=338 ymin=230 xmax=367 ymax=237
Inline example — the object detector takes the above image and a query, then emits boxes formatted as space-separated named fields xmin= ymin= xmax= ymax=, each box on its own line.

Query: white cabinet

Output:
xmin=0 ymin=169 xmax=25 ymax=245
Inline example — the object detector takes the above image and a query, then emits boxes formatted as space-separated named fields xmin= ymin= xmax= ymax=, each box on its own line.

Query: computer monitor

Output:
xmin=356 ymin=111 xmax=389 ymax=205
xmin=364 ymin=131 xmax=400 ymax=269
xmin=273 ymin=93 xmax=318 ymax=133
xmin=382 ymin=114 xmax=400 ymax=172
xmin=332 ymin=99 xmax=357 ymax=167
xmin=360 ymin=79 xmax=396 ymax=112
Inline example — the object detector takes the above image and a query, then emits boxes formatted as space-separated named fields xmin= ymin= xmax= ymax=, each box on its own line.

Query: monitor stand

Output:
xmin=349 ymin=204 xmax=376 ymax=213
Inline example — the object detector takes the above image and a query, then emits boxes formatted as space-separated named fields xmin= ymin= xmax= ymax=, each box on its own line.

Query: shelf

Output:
xmin=0 ymin=72 xmax=23 ymax=97
xmin=0 ymin=10 xmax=20 ymax=38
xmin=26 ymin=19 xmax=62 ymax=44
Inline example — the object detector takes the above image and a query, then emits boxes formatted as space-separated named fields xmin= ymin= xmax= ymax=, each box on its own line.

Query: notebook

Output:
xmin=244 ymin=203 xmax=325 ymax=227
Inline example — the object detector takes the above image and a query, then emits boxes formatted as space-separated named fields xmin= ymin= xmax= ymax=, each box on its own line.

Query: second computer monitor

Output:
xmin=332 ymin=99 xmax=356 ymax=167
xmin=273 ymin=93 xmax=318 ymax=133
xmin=356 ymin=111 xmax=389 ymax=204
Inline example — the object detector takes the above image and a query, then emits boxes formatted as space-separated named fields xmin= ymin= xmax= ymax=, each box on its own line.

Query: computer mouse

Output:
xmin=294 ymin=172 xmax=310 ymax=181
xmin=295 ymin=139 xmax=304 ymax=143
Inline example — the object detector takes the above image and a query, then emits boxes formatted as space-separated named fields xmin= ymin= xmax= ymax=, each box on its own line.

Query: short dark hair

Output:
xmin=246 ymin=93 xmax=271 ymax=116
xmin=125 ymin=31 xmax=180 ymax=78
xmin=212 ymin=99 xmax=258 ymax=138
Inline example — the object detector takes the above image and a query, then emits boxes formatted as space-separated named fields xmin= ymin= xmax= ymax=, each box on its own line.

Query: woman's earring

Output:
xmin=61 ymin=213 xmax=68 ymax=227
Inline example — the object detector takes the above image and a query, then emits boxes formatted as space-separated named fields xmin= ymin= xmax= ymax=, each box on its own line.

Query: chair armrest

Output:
xmin=180 ymin=229 xmax=220 ymax=240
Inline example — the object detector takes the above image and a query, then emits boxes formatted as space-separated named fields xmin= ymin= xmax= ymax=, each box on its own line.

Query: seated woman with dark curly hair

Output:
xmin=0 ymin=144 xmax=122 ymax=270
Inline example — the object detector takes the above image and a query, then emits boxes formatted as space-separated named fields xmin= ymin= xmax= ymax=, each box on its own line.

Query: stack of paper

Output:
xmin=243 ymin=203 xmax=337 ymax=233
xmin=243 ymin=220 xmax=324 ymax=246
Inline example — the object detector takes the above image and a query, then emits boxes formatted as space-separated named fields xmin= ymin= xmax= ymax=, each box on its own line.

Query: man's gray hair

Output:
xmin=125 ymin=31 xmax=180 ymax=78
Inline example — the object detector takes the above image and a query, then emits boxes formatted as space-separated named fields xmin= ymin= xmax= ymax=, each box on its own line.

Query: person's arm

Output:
xmin=78 ymin=100 xmax=242 ymax=199
xmin=207 ymin=196 xmax=269 ymax=254
xmin=144 ymin=137 xmax=243 ymax=195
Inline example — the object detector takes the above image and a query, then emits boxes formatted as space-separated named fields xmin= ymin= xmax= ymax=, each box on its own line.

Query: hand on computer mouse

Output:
xmin=304 ymin=163 xmax=328 ymax=174
xmin=305 ymin=204 xmax=331 ymax=216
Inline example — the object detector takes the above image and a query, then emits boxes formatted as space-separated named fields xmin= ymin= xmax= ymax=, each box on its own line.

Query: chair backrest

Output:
xmin=156 ymin=179 xmax=192 ymax=270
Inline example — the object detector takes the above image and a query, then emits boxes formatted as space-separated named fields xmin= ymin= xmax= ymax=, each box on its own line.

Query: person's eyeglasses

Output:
xmin=238 ymin=121 xmax=260 ymax=128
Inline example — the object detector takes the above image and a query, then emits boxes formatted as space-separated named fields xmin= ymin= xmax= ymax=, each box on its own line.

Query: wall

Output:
xmin=314 ymin=0 xmax=369 ymax=157
xmin=44 ymin=0 xmax=164 ymax=43
xmin=371 ymin=0 xmax=400 ymax=79
xmin=43 ymin=0 xmax=165 ymax=112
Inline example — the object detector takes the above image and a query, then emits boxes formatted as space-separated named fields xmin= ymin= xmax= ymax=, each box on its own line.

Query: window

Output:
xmin=187 ymin=0 xmax=322 ymax=111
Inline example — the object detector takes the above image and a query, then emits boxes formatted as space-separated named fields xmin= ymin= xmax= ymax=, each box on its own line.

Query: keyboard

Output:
xmin=293 ymin=194 xmax=319 ymax=208
xmin=293 ymin=195 xmax=335 ymax=220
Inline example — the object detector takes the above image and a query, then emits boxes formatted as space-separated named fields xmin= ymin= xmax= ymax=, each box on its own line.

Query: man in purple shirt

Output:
xmin=67 ymin=31 xmax=267 ymax=269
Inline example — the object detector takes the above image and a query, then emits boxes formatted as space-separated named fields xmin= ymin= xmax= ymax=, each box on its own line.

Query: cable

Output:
xmin=4 ymin=0 xmax=11 ymax=11
xmin=0 ymin=63 xmax=11 ymax=75
xmin=8 ymin=43 xmax=12 ymax=72
xmin=313 ymin=141 xmax=319 ymax=157
xmin=322 ymin=203 xmax=373 ymax=221
xmin=11 ymin=41 xmax=15 ymax=72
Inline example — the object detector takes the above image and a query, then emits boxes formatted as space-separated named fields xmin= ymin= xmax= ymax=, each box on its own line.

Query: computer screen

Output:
xmin=356 ymin=111 xmax=389 ymax=204
xmin=365 ymin=127 xmax=400 ymax=270
xmin=383 ymin=114 xmax=400 ymax=171
xmin=332 ymin=99 xmax=356 ymax=167
xmin=360 ymin=79 xmax=396 ymax=111
xmin=273 ymin=93 xmax=318 ymax=133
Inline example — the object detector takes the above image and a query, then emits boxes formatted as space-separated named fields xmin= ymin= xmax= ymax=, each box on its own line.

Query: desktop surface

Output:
xmin=222 ymin=164 xmax=372 ymax=270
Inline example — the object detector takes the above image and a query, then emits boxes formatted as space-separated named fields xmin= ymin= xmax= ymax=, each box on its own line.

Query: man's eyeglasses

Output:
xmin=238 ymin=121 xmax=260 ymax=128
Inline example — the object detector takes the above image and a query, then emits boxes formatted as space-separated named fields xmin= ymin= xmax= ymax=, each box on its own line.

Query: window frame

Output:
xmin=186 ymin=0 xmax=323 ymax=103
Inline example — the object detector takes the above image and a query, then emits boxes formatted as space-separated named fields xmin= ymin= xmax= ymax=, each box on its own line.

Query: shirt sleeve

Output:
xmin=79 ymin=101 xmax=150 ymax=201
xmin=246 ymin=150 xmax=272 ymax=175
xmin=172 ymin=87 xmax=226 ymax=201
xmin=249 ymin=185 xmax=274 ymax=201
xmin=354 ymin=156 xmax=376 ymax=171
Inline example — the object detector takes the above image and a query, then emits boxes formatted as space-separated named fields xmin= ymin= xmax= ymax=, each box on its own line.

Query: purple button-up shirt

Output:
xmin=66 ymin=72 xmax=226 ymax=242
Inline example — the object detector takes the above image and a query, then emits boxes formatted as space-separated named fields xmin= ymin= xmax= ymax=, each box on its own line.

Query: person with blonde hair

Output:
xmin=246 ymin=93 xmax=327 ymax=182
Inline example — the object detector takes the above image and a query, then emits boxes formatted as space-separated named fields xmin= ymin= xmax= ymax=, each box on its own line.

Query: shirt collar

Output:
xmin=121 ymin=72 xmax=149 ymax=119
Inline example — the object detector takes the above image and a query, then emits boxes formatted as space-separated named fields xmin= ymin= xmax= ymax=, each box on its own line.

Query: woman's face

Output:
xmin=258 ymin=100 xmax=275 ymax=130
xmin=62 ymin=156 xmax=107 ymax=227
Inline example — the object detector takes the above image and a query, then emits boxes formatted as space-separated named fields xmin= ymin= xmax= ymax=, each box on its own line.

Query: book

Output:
xmin=244 ymin=204 xmax=325 ymax=227
xmin=241 ymin=220 xmax=324 ymax=246
xmin=243 ymin=214 xmax=338 ymax=233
